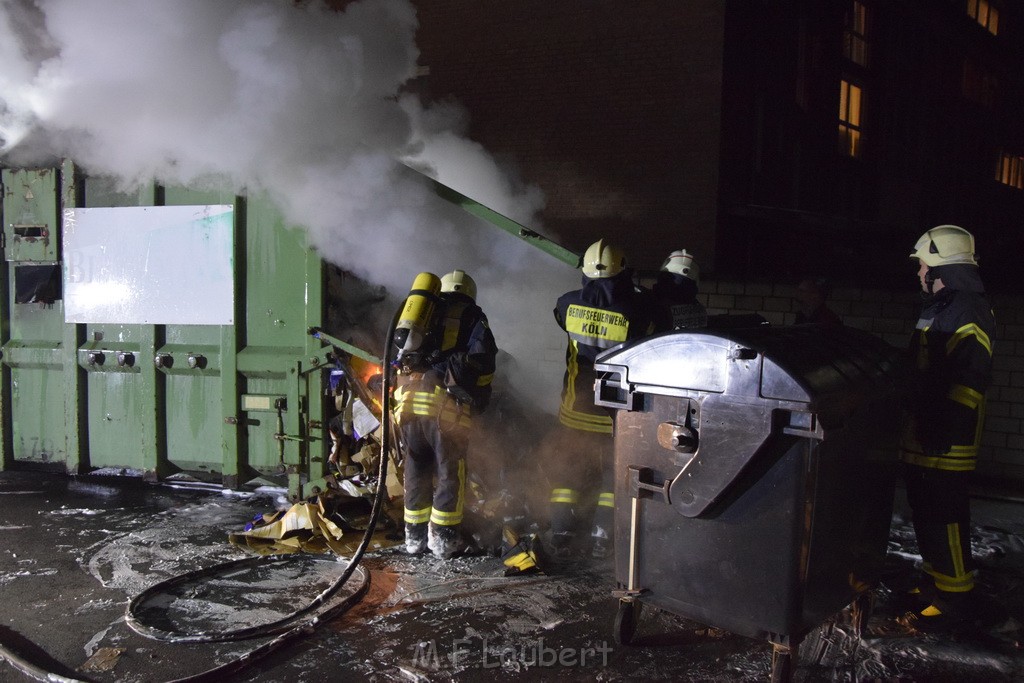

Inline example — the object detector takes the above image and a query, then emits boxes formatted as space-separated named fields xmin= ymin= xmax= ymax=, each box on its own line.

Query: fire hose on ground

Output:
xmin=0 ymin=311 xmax=403 ymax=683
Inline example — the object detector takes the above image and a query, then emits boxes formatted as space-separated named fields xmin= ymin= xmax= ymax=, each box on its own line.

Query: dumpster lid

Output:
xmin=595 ymin=324 xmax=901 ymax=406
xmin=595 ymin=324 xmax=903 ymax=518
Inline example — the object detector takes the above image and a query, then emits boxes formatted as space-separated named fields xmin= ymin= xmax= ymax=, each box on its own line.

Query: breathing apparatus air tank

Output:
xmin=393 ymin=272 xmax=442 ymax=365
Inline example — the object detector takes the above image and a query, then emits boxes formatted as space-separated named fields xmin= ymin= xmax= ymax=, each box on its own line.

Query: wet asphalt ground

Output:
xmin=2 ymin=470 xmax=1024 ymax=682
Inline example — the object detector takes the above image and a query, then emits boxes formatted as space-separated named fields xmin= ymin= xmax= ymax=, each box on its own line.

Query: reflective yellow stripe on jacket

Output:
xmin=393 ymin=384 xmax=472 ymax=427
xmin=558 ymin=342 xmax=613 ymax=434
xmin=901 ymin=322 xmax=991 ymax=471
xmin=946 ymin=323 xmax=992 ymax=357
xmin=900 ymin=447 xmax=980 ymax=472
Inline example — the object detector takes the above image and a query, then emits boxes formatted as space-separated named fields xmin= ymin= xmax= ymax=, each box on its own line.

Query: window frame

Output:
xmin=838 ymin=79 xmax=865 ymax=159
xmin=966 ymin=0 xmax=1000 ymax=36
xmin=843 ymin=1 xmax=869 ymax=67
xmin=996 ymin=151 xmax=1024 ymax=189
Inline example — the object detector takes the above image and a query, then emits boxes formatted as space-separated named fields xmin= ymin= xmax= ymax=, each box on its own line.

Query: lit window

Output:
xmin=844 ymin=2 xmax=869 ymax=66
xmin=996 ymin=152 xmax=1024 ymax=189
xmin=838 ymin=80 xmax=863 ymax=158
xmin=967 ymin=0 xmax=999 ymax=35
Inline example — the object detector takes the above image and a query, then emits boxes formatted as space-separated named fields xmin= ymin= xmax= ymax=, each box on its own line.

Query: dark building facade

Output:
xmin=412 ymin=0 xmax=1024 ymax=290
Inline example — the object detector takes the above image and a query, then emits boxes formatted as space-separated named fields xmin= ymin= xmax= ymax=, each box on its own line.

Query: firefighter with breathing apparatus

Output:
xmin=549 ymin=239 xmax=660 ymax=560
xmin=392 ymin=270 xmax=498 ymax=559
xmin=899 ymin=225 xmax=994 ymax=632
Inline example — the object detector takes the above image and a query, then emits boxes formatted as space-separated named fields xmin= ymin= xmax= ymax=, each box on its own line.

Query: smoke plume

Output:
xmin=0 ymin=0 xmax=578 ymax=413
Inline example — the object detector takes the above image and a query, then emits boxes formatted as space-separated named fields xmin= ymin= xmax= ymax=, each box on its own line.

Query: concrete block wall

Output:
xmin=700 ymin=279 xmax=1024 ymax=483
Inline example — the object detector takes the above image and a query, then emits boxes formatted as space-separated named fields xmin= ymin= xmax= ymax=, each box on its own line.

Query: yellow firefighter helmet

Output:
xmin=661 ymin=249 xmax=700 ymax=282
xmin=582 ymin=239 xmax=626 ymax=278
xmin=440 ymin=269 xmax=477 ymax=301
xmin=910 ymin=225 xmax=978 ymax=267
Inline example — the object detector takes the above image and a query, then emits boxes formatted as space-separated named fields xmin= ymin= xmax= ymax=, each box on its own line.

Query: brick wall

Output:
xmin=412 ymin=0 xmax=727 ymax=270
xmin=699 ymin=279 xmax=1024 ymax=482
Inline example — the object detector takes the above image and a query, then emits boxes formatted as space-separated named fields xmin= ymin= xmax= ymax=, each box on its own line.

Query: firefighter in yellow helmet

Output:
xmin=898 ymin=225 xmax=994 ymax=632
xmin=548 ymin=239 xmax=660 ymax=560
xmin=393 ymin=269 xmax=497 ymax=559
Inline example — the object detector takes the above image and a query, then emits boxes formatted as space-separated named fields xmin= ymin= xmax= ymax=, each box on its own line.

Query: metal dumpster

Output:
xmin=594 ymin=323 xmax=904 ymax=678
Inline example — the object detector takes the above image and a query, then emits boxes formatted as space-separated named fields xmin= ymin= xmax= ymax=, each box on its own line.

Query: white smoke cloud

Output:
xmin=0 ymin=0 xmax=576 ymax=413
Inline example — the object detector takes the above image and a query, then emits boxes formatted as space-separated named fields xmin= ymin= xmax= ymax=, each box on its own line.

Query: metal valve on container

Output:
xmin=657 ymin=422 xmax=698 ymax=454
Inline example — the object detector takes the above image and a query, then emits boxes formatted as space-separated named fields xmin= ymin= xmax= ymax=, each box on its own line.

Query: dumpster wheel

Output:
xmin=770 ymin=641 xmax=798 ymax=683
xmin=613 ymin=599 xmax=641 ymax=646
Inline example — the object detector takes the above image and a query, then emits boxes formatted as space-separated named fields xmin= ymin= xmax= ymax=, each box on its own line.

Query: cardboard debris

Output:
xmin=229 ymin=499 xmax=347 ymax=555
xmin=79 ymin=647 xmax=124 ymax=673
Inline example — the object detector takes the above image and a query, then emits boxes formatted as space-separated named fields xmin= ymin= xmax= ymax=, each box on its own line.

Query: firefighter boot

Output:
xmin=501 ymin=526 xmax=542 ymax=576
xmin=404 ymin=522 xmax=428 ymax=555
xmin=899 ymin=590 xmax=976 ymax=634
xmin=889 ymin=577 xmax=936 ymax=613
xmin=428 ymin=523 xmax=466 ymax=560
xmin=591 ymin=534 xmax=612 ymax=560
xmin=591 ymin=520 xmax=613 ymax=560
xmin=546 ymin=531 xmax=576 ymax=563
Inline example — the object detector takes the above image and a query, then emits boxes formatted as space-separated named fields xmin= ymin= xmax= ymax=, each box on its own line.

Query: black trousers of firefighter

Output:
xmin=548 ymin=426 xmax=615 ymax=556
xmin=903 ymin=463 xmax=975 ymax=594
xmin=398 ymin=385 xmax=470 ymax=559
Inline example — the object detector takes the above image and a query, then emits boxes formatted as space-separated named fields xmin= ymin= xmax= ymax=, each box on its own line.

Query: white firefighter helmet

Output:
xmin=440 ymin=269 xmax=477 ymax=301
xmin=661 ymin=249 xmax=700 ymax=282
xmin=581 ymin=239 xmax=626 ymax=278
xmin=910 ymin=225 xmax=978 ymax=267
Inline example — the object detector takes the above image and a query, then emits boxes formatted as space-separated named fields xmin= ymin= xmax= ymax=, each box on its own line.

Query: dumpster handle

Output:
xmin=628 ymin=465 xmax=671 ymax=504
xmin=628 ymin=495 xmax=640 ymax=591
xmin=624 ymin=466 xmax=670 ymax=595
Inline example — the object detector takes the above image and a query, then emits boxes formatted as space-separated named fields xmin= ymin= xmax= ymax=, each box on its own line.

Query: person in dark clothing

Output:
xmin=898 ymin=225 xmax=994 ymax=632
xmin=652 ymin=248 xmax=708 ymax=330
xmin=549 ymin=239 xmax=660 ymax=559
xmin=395 ymin=270 xmax=498 ymax=559
xmin=794 ymin=277 xmax=843 ymax=326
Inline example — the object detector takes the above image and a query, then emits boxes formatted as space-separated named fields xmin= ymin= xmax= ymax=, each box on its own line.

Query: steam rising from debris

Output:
xmin=0 ymin=0 xmax=577 ymax=412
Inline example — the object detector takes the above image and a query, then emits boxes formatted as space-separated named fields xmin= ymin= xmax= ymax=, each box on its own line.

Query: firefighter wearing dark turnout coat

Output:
xmin=395 ymin=270 xmax=497 ymax=559
xmin=651 ymin=248 xmax=708 ymax=330
xmin=549 ymin=239 xmax=661 ymax=558
xmin=900 ymin=225 xmax=994 ymax=631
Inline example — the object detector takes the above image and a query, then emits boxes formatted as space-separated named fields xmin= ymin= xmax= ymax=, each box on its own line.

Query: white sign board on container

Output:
xmin=62 ymin=205 xmax=234 ymax=325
